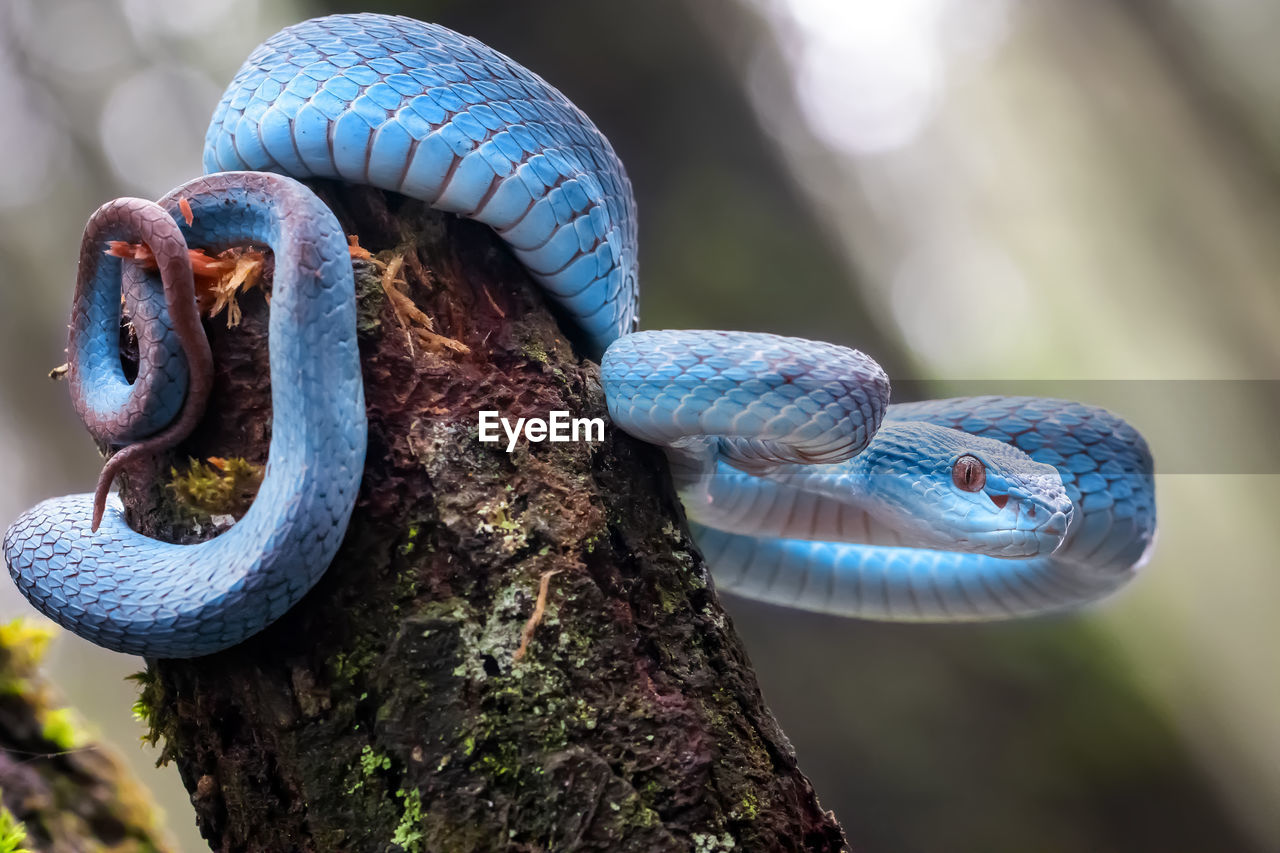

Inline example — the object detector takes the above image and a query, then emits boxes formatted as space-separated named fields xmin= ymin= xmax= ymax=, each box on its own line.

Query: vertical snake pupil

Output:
xmin=952 ymin=455 xmax=986 ymax=492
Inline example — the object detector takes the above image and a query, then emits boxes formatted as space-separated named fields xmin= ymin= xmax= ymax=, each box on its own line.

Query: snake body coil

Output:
xmin=205 ymin=13 xmax=637 ymax=354
xmin=3 ymin=14 xmax=1156 ymax=657
xmin=6 ymin=175 xmax=363 ymax=656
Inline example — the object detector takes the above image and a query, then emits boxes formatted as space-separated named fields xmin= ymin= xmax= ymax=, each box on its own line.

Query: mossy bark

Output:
xmin=0 ymin=620 xmax=175 ymax=852
xmin=123 ymin=184 xmax=848 ymax=852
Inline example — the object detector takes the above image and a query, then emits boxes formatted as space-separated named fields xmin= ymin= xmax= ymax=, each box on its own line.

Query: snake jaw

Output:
xmin=999 ymin=482 xmax=1074 ymax=557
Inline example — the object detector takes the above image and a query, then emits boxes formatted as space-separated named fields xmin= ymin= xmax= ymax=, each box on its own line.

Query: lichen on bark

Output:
xmin=121 ymin=183 xmax=848 ymax=852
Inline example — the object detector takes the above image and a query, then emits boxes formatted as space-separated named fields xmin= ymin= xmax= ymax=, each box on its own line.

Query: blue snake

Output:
xmin=3 ymin=14 xmax=1156 ymax=657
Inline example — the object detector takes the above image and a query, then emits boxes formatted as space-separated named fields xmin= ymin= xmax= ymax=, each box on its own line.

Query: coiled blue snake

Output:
xmin=3 ymin=14 xmax=1156 ymax=657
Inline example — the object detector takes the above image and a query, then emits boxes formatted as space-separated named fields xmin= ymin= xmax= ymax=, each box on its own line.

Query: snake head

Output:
xmin=857 ymin=422 xmax=1073 ymax=558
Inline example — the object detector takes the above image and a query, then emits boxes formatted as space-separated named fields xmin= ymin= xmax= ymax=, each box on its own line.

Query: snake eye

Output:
xmin=952 ymin=454 xmax=986 ymax=492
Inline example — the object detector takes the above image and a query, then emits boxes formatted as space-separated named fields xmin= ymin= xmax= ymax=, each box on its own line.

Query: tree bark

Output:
xmin=0 ymin=620 xmax=175 ymax=852
xmin=123 ymin=184 xmax=848 ymax=852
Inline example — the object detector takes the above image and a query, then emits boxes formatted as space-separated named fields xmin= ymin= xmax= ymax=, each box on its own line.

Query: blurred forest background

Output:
xmin=1 ymin=0 xmax=1278 ymax=850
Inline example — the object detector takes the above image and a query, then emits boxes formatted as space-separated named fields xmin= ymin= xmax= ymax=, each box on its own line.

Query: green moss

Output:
xmin=0 ymin=797 xmax=29 ymax=853
xmin=329 ymin=638 xmax=380 ymax=691
xmin=0 ymin=620 xmax=54 ymax=695
xmin=39 ymin=708 xmax=83 ymax=751
xmin=349 ymin=745 xmax=396 ymax=794
xmin=520 ymin=338 xmax=549 ymax=365
xmin=401 ymin=524 xmax=420 ymax=555
xmin=0 ymin=625 xmax=168 ymax=848
xmin=474 ymin=739 xmax=525 ymax=781
xmin=127 ymin=667 xmax=181 ymax=769
xmin=128 ymin=670 xmax=160 ymax=738
xmin=0 ymin=620 xmax=101 ymax=755
xmin=392 ymin=788 xmax=425 ymax=853
xmin=361 ymin=746 xmax=393 ymax=776
xmin=168 ymin=456 xmax=263 ymax=518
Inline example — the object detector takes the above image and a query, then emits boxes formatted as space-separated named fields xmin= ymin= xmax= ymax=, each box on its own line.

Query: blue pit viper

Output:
xmin=2 ymin=13 xmax=1156 ymax=657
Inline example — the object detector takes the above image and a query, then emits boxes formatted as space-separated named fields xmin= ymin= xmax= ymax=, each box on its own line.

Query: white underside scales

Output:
xmin=677 ymin=457 xmax=913 ymax=548
xmin=696 ymin=526 xmax=1135 ymax=622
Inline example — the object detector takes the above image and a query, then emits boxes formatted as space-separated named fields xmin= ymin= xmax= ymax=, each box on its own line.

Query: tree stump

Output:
xmin=124 ymin=183 xmax=847 ymax=852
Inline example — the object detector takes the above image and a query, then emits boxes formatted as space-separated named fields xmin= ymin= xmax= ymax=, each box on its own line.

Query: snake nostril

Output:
xmin=1026 ymin=505 xmax=1037 ymax=519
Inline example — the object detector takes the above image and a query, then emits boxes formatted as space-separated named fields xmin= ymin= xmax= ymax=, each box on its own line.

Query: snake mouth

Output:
xmin=982 ymin=492 xmax=1071 ymax=557
xmin=1040 ymin=511 xmax=1068 ymax=538
xmin=1022 ymin=503 xmax=1071 ymax=555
